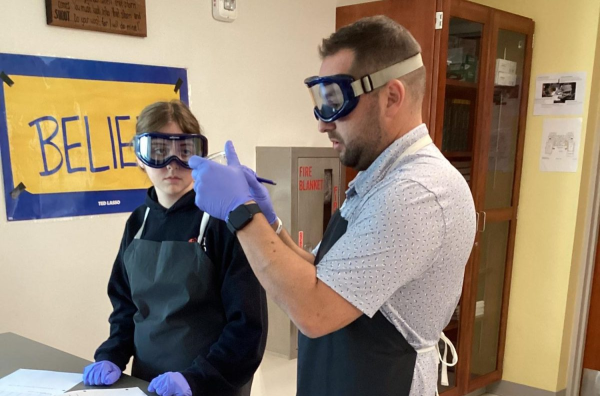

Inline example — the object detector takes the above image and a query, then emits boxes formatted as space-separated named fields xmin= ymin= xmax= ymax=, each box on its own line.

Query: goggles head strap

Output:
xmin=350 ymin=53 xmax=424 ymax=97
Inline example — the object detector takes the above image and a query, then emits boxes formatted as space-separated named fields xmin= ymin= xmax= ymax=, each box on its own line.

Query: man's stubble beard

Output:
xmin=339 ymin=99 xmax=383 ymax=171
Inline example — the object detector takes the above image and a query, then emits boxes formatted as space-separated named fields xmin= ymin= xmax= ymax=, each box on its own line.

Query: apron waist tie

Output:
xmin=415 ymin=332 xmax=458 ymax=396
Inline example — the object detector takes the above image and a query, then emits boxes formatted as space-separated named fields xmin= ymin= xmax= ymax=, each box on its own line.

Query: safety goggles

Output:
xmin=133 ymin=132 xmax=208 ymax=169
xmin=304 ymin=53 xmax=424 ymax=123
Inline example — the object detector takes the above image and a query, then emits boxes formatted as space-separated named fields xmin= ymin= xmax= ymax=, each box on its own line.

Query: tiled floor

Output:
xmin=250 ymin=352 xmax=297 ymax=396
xmin=250 ymin=352 xmax=497 ymax=396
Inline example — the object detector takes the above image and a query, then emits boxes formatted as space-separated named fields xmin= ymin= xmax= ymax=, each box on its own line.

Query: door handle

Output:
xmin=479 ymin=211 xmax=487 ymax=233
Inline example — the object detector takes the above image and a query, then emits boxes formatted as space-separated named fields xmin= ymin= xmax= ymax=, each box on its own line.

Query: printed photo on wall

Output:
xmin=541 ymin=82 xmax=576 ymax=103
xmin=534 ymin=72 xmax=586 ymax=116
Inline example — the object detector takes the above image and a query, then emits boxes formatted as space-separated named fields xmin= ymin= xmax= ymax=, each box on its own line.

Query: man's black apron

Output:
xmin=124 ymin=210 xmax=252 ymax=395
xmin=297 ymin=134 xmax=437 ymax=396
xmin=297 ymin=211 xmax=417 ymax=396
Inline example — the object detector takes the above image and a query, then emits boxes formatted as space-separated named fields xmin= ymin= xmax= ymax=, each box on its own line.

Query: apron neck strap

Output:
xmin=134 ymin=208 xmax=151 ymax=239
xmin=391 ymin=134 xmax=433 ymax=169
xmin=198 ymin=212 xmax=210 ymax=242
xmin=133 ymin=208 xmax=211 ymax=247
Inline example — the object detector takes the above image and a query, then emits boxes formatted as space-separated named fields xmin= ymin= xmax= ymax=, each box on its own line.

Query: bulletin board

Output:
xmin=0 ymin=53 xmax=188 ymax=221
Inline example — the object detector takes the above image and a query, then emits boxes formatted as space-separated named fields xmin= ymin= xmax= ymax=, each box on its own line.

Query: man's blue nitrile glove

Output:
xmin=82 ymin=360 xmax=121 ymax=386
xmin=241 ymin=166 xmax=277 ymax=224
xmin=224 ymin=141 xmax=277 ymax=225
xmin=188 ymin=148 xmax=253 ymax=221
xmin=148 ymin=372 xmax=192 ymax=396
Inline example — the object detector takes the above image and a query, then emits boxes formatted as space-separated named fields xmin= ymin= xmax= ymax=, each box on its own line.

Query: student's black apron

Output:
xmin=124 ymin=210 xmax=251 ymax=396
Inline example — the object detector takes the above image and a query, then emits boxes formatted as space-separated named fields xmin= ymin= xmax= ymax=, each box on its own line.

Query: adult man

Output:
xmin=190 ymin=16 xmax=476 ymax=396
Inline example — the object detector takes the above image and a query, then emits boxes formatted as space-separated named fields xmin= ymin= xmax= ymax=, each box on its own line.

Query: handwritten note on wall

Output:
xmin=46 ymin=0 xmax=147 ymax=37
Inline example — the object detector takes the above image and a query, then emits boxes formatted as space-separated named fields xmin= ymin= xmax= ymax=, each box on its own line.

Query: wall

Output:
xmin=0 ymin=0 xmax=335 ymax=361
xmin=471 ymin=0 xmax=600 ymax=392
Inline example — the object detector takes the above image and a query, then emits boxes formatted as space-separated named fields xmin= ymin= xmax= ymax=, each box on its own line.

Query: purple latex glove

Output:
xmin=148 ymin=372 xmax=192 ymax=396
xmin=82 ymin=360 xmax=121 ymax=386
xmin=224 ymin=141 xmax=277 ymax=225
xmin=189 ymin=146 xmax=253 ymax=221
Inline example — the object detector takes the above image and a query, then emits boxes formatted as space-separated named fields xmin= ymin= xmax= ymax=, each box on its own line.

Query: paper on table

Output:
xmin=0 ymin=369 xmax=81 ymax=396
xmin=63 ymin=389 xmax=146 ymax=396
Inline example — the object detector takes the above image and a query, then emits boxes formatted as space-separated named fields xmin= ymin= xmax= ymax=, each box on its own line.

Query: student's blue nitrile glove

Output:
xmin=189 ymin=150 xmax=253 ymax=222
xmin=82 ymin=360 xmax=121 ymax=386
xmin=224 ymin=141 xmax=277 ymax=225
xmin=148 ymin=372 xmax=192 ymax=396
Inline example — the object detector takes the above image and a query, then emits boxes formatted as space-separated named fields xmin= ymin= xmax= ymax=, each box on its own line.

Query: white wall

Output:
xmin=0 ymin=0 xmax=336 ymax=361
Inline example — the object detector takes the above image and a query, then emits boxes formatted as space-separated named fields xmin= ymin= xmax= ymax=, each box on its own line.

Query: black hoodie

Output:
xmin=94 ymin=187 xmax=268 ymax=395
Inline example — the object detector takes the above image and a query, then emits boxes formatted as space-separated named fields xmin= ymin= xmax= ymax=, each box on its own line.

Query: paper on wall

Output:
xmin=534 ymin=72 xmax=586 ymax=116
xmin=539 ymin=118 xmax=582 ymax=172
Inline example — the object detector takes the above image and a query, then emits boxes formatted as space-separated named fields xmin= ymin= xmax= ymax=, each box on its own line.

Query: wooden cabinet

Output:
xmin=336 ymin=1 xmax=534 ymax=394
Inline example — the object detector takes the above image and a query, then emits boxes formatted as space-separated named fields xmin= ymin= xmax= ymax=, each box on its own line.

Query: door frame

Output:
xmin=566 ymin=94 xmax=600 ymax=395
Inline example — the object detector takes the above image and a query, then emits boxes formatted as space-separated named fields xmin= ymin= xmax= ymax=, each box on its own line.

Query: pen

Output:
xmin=257 ymin=176 xmax=276 ymax=186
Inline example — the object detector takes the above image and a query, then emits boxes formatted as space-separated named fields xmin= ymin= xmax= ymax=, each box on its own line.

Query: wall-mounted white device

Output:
xmin=213 ymin=0 xmax=238 ymax=22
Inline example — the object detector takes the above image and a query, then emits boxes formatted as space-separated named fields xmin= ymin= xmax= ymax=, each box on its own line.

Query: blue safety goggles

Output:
xmin=133 ymin=132 xmax=208 ymax=169
xmin=304 ymin=53 xmax=424 ymax=123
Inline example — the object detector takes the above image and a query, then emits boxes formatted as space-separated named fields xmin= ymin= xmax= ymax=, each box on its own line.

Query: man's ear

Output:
xmin=383 ymin=79 xmax=406 ymax=117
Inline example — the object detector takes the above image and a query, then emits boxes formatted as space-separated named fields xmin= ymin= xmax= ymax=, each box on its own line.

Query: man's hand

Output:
xmin=148 ymin=372 xmax=191 ymax=396
xmin=224 ymin=140 xmax=278 ymax=225
xmin=188 ymin=144 xmax=253 ymax=221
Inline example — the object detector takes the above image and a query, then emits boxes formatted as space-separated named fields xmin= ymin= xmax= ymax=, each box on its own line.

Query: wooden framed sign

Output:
xmin=46 ymin=0 xmax=147 ymax=37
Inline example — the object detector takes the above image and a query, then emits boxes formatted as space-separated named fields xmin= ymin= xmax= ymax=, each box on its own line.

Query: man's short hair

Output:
xmin=319 ymin=15 xmax=426 ymax=104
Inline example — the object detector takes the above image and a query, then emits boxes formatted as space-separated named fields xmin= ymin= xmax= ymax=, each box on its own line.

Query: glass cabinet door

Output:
xmin=468 ymin=16 xmax=532 ymax=390
xmin=470 ymin=219 xmax=511 ymax=377
xmin=439 ymin=17 xmax=484 ymax=394
xmin=437 ymin=1 xmax=492 ymax=392
xmin=440 ymin=17 xmax=483 ymax=191
xmin=483 ymin=29 xmax=528 ymax=211
xmin=437 ymin=3 xmax=533 ymax=394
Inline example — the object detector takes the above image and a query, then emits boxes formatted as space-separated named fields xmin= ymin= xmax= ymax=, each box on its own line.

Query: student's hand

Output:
xmin=224 ymin=141 xmax=277 ymax=225
xmin=148 ymin=372 xmax=192 ymax=396
xmin=82 ymin=360 xmax=121 ymax=386
xmin=189 ymin=151 xmax=253 ymax=221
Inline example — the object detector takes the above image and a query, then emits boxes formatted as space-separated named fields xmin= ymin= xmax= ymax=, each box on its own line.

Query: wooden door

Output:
xmin=336 ymin=0 xmax=441 ymax=185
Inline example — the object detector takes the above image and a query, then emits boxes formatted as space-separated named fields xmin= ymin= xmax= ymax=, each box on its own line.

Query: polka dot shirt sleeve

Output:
xmin=316 ymin=178 xmax=445 ymax=318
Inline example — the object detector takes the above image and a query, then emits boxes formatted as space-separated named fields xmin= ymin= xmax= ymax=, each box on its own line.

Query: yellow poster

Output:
xmin=0 ymin=53 xmax=188 ymax=220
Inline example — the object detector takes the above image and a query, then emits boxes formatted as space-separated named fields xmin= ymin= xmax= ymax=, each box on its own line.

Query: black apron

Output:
xmin=297 ymin=211 xmax=417 ymax=396
xmin=124 ymin=210 xmax=252 ymax=396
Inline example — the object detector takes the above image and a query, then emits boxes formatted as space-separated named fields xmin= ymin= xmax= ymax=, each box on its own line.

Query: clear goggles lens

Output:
xmin=308 ymin=82 xmax=346 ymax=120
xmin=134 ymin=132 xmax=207 ymax=169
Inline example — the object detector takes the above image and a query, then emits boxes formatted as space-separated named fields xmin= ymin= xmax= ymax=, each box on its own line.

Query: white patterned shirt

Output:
xmin=316 ymin=124 xmax=476 ymax=396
